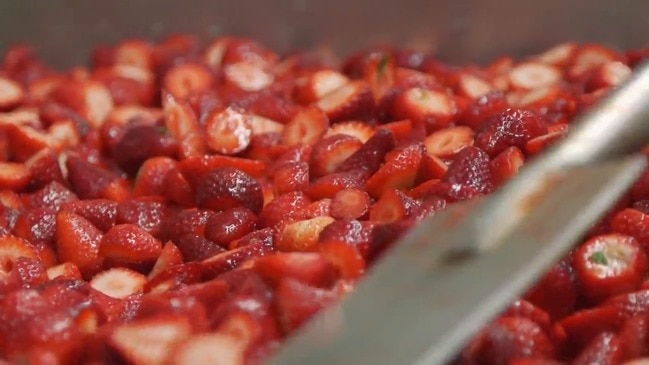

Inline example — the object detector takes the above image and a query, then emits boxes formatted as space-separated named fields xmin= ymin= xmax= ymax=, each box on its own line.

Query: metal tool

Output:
xmin=268 ymin=62 xmax=649 ymax=365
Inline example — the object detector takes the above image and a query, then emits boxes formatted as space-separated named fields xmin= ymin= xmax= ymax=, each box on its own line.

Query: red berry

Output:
xmin=99 ymin=224 xmax=162 ymax=265
xmin=113 ymin=124 xmax=177 ymax=175
xmin=204 ymin=207 xmax=258 ymax=247
xmin=442 ymin=146 xmax=493 ymax=195
xmin=475 ymin=108 xmax=547 ymax=157
xmin=195 ymin=167 xmax=263 ymax=214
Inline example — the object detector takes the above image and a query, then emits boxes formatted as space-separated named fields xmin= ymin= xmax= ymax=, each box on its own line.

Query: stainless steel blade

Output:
xmin=268 ymin=155 xmax=646 ymax=365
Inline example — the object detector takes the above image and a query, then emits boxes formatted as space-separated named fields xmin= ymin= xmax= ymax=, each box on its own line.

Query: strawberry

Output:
xmin=330 ymin=188 xmax=371 ymax=220
xmin=24 ymin=148 xmax=66 ymax=190
xmin=194 ymin=166 xmax=263 ymax=214
xmin=100 ymin=224 xmax=163 ymax=265
xmin=204 ymin=207 xmax=258 ymax=247
xmin=248 ymin=115 xmax=284 ymax=136
xmin=557 ymin=304 xmax=626 ymax=350
xmin=491 ymin=146 xmax=526 ymax=188
xmin=5 ymin=123 xmax=52 ymax=162
xmin=318 ymin=219 xmax=378 ymax=259
xmin=633 ymin=200 xmax=649 ymax=215
xmin=364 ymin=143 xmax=424 ymax=198
xmin=163 ymin=63 xmax=214 ymax=100
xmin=392 ymin=87 xmax=457 ymax=133
xmin=60 ymin=198 xmax=118 ymax=232
xmin=201 ymin=241 xmax=274 ymax=279
xmin=162 ymin=91 xmax=206 ymax=159
xmin=90 ymin=267 xmax=147 ymax=298
xmin=146 ymin=262 xmax=204 ymax=293
xmin=424 ymin=126 xmax=475 ymax=158
xmin=457 ymin=91 xmax=510 ymax=130
xmin=524 ymin=258 xmax=577 ymax=321
xmin=442 ymin=146 xmax=493 ymax=195
xmin=572 ymin=332 xmax=624 ymax=365
xmin=462 ymin=316 xmax=555 ymax=364
xmin=55 ymin=210 xmax=103 ymax=277
xmin=309 ymin=134 xmax=363 ymax=178
xmin=281 ymin=106 xmax=330 ymax=146
xmin=276 ymin=216 xmax=336 ymax=252
xmin=617 ymin=314 xmax=649 ymax=360
xmin=133 ymin=156 xmax=178 ymax=197
xmin=532 ymin=42 xmax=577 ymax=67
xmin=274 ymin=277 xmax=340 ymax=333
xmin=204 ymin=106 xmax=253 ymax=155
xmin=631 ymin=168 xmax=649 ymax=202
xmin=318 ymin=240 xmax=366 ymax=280
xmin=524 ymin=130 xmax=567 ymax=156
xmin=336 ymin=128 xmax=396 ymax=175
xmin=66 ymin=155 xmax=130 ymax=202
xmin=25 ymin=181 xmax=78 ymax=210
xmin=46 ymin=262 xmax=82 ymax=280
xmin=323 ymin=121 xmax=375 ymax=143
xmin=568 ymin=44 xmax=623 ymax=81
xmin=475 ymin=108 xmax=547 ymax=157
xmin=174 ymin=233 xmax=225 ymax=262
xmin=294 ymin=69 xmax=350 ymax=104
xmin=508 ymin=62 xmax=562 ymax=90
xmin=178 ymin=154 xmax=267 ymax=188
xmin=108 ymin=315 xmax=193 ymax=365
xmin=0 ymin=235 xmax=37 ymax=278
xmin=415 ymin=154 xmax=449 ymax=183
xmin=308 ymin=170 xmax=369 ymax=200
xmin=304 ymin=199 xmax=333 ymax=219
xmin=378 ymin=119 xmax=413 ymax=141
xmin=273 ymin=161 xmax=310 ymax=195
xmin=116 ymin=197 xmax=167 ymax=236
xmin=574 ymin=234 xmax=648 ymax=303
xmin=51 ymin=79 xmax=114 ymax=128
xmin=453 ymin=72 xmax=493 ymax=100
xmin=369 ymin=188 xmax=420 ymax=223
xmin=93 ymin=65 xmax=156 ymax=106
xmin=268 ymin=144 xmax=312 ymax=174
xmin=158 ymin=208 xmax=215 ymax=243
xmin=314 ymin=80 xmax=375 ymax=123
xmin=113 ymin=124 xmax=178 ymax=175
xmin=501 ymin=300 xmax=552 ymax=333
xmin=0 ymin=76 xmax=24 ymax=110
xmin=12 ymin=207 xmax=57 ymax=247
xmin=223 ymin=59 xmax=274 ymax=92
xmin=258 ymin=191 xmax=311 ymax=229
xmin=253 ymin=252 xmax=335 ymax=288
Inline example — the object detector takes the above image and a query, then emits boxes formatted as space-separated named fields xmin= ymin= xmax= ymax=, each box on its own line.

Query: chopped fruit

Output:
xmin=475 ymin=108 xmax=547 ymax=157
xmin=310 ymin=134 xmax=363 ymax=178
xmin=281 ymin=106 xmax=330 ymax=146
xmin=454 ymin=72 xmax=493 ymax=100
xmin=223 ymin=60 xmax=274 ymax=92
xmin=336 ymin=128 xmax=396 ymax=175
xmin=572 ymin=332 xmax=624 ymax=365
xmin=99 ymin=224 xmax=162 ymax=264
xmin=369 ymin=188 xmax=420 ymax=223
xmin=163 ymin=63 xmax=214 ymax=100
xmin=204 ymin=106 xmax=253 ymax=155
xmin=508 ymin=62 xmax=562 ymax=90
xmin=533 ymin=42 xmax=577 ymax=66
xmin=442 ymin=146 xmax=493 ymax=195
xmin=108 ymin=315 xmax=193 ymax=365
xmin=574 ymin=234 xmax=648 ymax=303
xmin=330 ymin=188 xmax=371 ymax=220
xmin=323 ymin=121 xmax=375 ymax=143
xmin=585 ymin=61 xmax=632 ymax=92
xmin=611 ymin=208 xmax=649 ymax=248
xmin=55 ymin=210 xmax=103 ymax=277
xmin=253 ymin=252 xmax=335 ymax=288
xmin=318 ymin=241 xmax=366 ymax=280
xmin=113 ymin=124 xmax=177 ymax=175
xmin=66 ymin=155 xmax=130 ymax=201
xmin=364 ymin=144 xmax=424 ymax=198
xmin=490 ymin=146 xmax=526 ymax=188
xmin=204 ymin=207 xmax=258 ymax=247
xmin=424 ymin=126 xmax=475 ymax=158
xmin=90 ymin=267 xmax=147 ymax=298
xmin=525 ymin=130 xmax=567 ymax=156
xmin=294 ymin=69 xmax=350 ymax=104
xmin=315 ymin=80 xmax=375 ymax=123
xmin=0 ymin=77 xmax=24 ymax=110
xmin=0 ymin=235 xmax=37 ymax=277
xmin=275 ymin=277 xmax=340 ymax=333
xmin=524 ymin=258 xmax=577 ymax=320
xmin=277 ymin=216 xmax=336 ymax=252
xmin=392 ymin=87 xmax=457 ymax=132
xmin=308 ymin=170 xmax=369 ymax=200
xmin=195 ymin=166 xmax=263 ymax=214
xmin=273 ymin=161 xmax=309 ymax=195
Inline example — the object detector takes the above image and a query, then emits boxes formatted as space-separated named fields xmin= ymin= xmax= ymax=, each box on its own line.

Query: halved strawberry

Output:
xmin=55 ymin=210 xmax=103 ymax=277
xmin=175 ymin=233 xmax=226 ymax=262
xmin=60 ymin=198 xmax=118 ymax=232
xmin=5 ymin=123 xmax=52 ymax=162
xmin=336 ymin=128 xmax=396 ymax=175
xmin=163 ymin=63 xmax=214 ymax=100
xmin=25 ymin=181 xmax=78 ymax=211
xmin=194 ymin=167 xmax=263 ymax=214
xmin=12 ymin=207 xmax=57 ymax=247
xmin=314 ymin=80 xmax=375 ymax=123
xmin=454 ymin=72 xmax=493 ymax=100
xmin=524 ymin=130 xmax=567 ymax=156
xmin=204 ymin=207 xmax=258 ymax=247
xmin=611 ymin=208 xmax=649 ymax=249
xmin=369 ymin=188 xmax=420 ymax=223
xmin=248 ymin=114 xmax=284 ymax=135
xmin=273 ymin=161 xmax=309 ymax=195
xmin=392 ymin=87 xmax=456 ymax=133
xmin=133 ymin=157 xmax=178 ymax=197
xmin=281 ymin=106 xmax=330 ymax=146
xmin=201 ymin=241 xmax=274 ymax=279
xmin=309 ymin=134 xmax=363 ymax=178
xmin=276 ymin=216 xmax=336 ymax=252
xmin=574 ymin=234 xmax=648 ymax=303
xmin=113 ymin=124 xmax=178 ymax=175
xmin=318 ymin=240 xmax=366 ymax=280
xmin=0 ymin=162 xmax=31 ymax=191
xmin=572 ymin=332 xmax=624 ymax=365
xmin=475 ymin=108 xmax=547 ymax=157
xmin=0 ymin=235 xmax=37 ymax=278
xmin=46 ymin=262 xmax=82 ymax=280
xmin=178 ymin=154 xmax=266 ymax=188
xmin=51 ymin=79 xmax=114 ymax=128
xmin=24 ymin=148 xmax=66 ymax=190
xmin=364 ymin=143 xmax=424 ymax=198
xmin=457 ymin=90 xmax=509 ymax=130
xmin=532 ymin=42 xmax=578 ymax=67
xmin=330 ymin=188 xmax=371 ymax=220
xmin=253 ymin=252 xmax=335 ymax=288
xmin=99 ymin=224 xmax=163 ymax=265
xmin=112 ymin=39 xmax=153 ymax=69
xmin=568 ymin=44 xmax=623 ymax=81
xmin=294 ymin=69 xmax=350 ymax=104
xmin=491 ymin=146 xmax=526 ymax=188
xmin=617 ymin=314 xmax=649 ymax=360
xmin=523 ymin=258 xmax=577 ymax=321
xmin=274 ymin=277 xmax=341 ymax=334
xmin=204 ymin=106 xmax=253 ymax=155
xmin=116 ymin=197 xmax=167 ymax=236
xmin=162 ymin=91 xmax=206 ymax=159
xmin=0 ymin=77 xmax=25 ymax=110
xmin=258 ymin=191 xmax=311 ymax=229
xmin=307 ymin=169 xmax=369 ymax=200
xmin=66 ymin=155 xmax=130 ymax=202
xmin=378 ymin=119 xmax=413 ymax=141
xmin=108 ymin=315 xmax=193 ymax=365
xmin=584 ymin=61 xmax=632 ymax=92
xmin=90 ymin=267 xmax=147 ymax=298
xmin=323 ymin=121 xmax=375 ymax=143
xmin=424 ymin=126 xmax=474 ymax=158
xmin=318 ymin=219 xmax=378 ymax=259
xmin=223 ymin=59 xmax=274 ymax=92
xmin=508 ymin=62 xmax=562 ymax=90
xmin=304 ymin=199 xmax=332 ymax=219
xmin=229 ymin=227 xmax=275 ymax=250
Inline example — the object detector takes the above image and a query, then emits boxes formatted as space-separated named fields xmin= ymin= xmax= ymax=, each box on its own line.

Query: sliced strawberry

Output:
xmin=229 ymin=227 xmax=275 ymax=251
xmin=276 ymin=216 xmax=336 ymax=252
xmin=508 ymin=62 xmax=562 ymax=90
xmin=12 ymin=207 xmax=57 ymax=247
xmin=308 ymin=170 xmax=369 ymax=200
xmin=201 ymin=241 xmax=274 ymax=279
xmin=454 ymin=72 xmax=493 ymax=100
xmin=46 ymin=262 xmax=82 ymax=280
xmin=524 ymin=130 xmax=567 ymax=156
xmin=318 ymin=240 xmax=366 ymax=280
xmin=475 ymin=108 xmax=547 ymax=157
xmin=204 ymin=207 xmax=258 ymax=247
xmin=574 ymin=233 xmax=648 ymax=303
xmin=294 ymin=69 xmax=350 ymax=104
xmin=24 ymin=148 xmax=66 ymax=190
xmin=194 ymin=166 xmax=263 ymax=214
xmin=457 ymin=91 xmax=510 ymax=130
xmin=424 ymin=126 xmax=474 ymax=158
xmin=223 ymin=59 xmax=274 ymax=92
xmin=273 ymin=161 xmax=309 ymax=195
xmin=55 ymin=210 xmax=103 ymax=277
xmin=108 ymin=315 xmax=193 ymax=365
xmin=392 ymin=87 xmax=456 ymax=133
xmin=52 ymin=79 xmax=114 ymax=128
xmin=178 ymin=154 xmax=266 ymax=188
xmin=66 ymin=155 xmax=130 ymax=201
xmin=115 ymin=197 xmax=167 ymax=236
xmin=336 ymin=128 xmax=396 ymax=175
xmin=584 ymin=61 xmax=632 ymax=92
xmin=253 ymin=252 xmax=335 ymax=288
xmin=569 ymin=44 xmax=623 ymax=81
xmin=0 ymin=235 xmax=37 ymax=278
xmin=158 ymin=208 xmax=214 ymax=243
xmin=318 ymin=219 xmax=378 ymax=259
xmin=572 ymin=332 xmax=624 ymax=365
xmin=557 ymin=304 xmax=626 ymax=349
xmin=309 ymin=134 xmax=363 ymax=178
xmin=5 ymin=123 xmax=52 ymax=162
xmin=0 ymin=162 xmax=30 ymax=191
xmin=415 ymin=154 xmax=449 ymax=183
xmin=314 ymin=80 xmax=375 ymax=123
xmin=532 ymin=42 xmax=578 ymax=67
xmin=162 ymin=91 xmax=206 ymax=159
xmin=163 ymin=63 xmax=214 ymax=100
xmin=204 ymin=106 xmax=253 ymax=155
xmin=60 ymin=198 xmax=118 ymax=232
xmin=145 ymin=262 xmax=204 ymax=293
xmin=274 ymin=277 xmax=340 ymax=333
xmin=323 ymin=121 xmax=375 ymax=143
xmin=90 ymin=267 xmax=147 ymax=298
xmin=501 ymin=300 xmax=552 ymax=333
xmin=618 ymin=314 xmax=649 ymax=360
xmin=113 ymin=124 xmax=178 ymax=175
xmin=258 ymin=191 xmax=311 ymax=229
xmin=330 ymin=188 xmax=371 ymax=220
xmin=133 ymin=156 xmax=178 ymax=197
xmin=378 ymin=119 xmax=413 ymax=141
xmin=491 ymin=146 xmax=526 ymax=188
xmin=248 ymin=114 xmax=284 ymax=135
xmin=175 ymin=233 xmax=226 ymax=262
xmin=26 ymin=180 xmax=78 ymax=210
xmin=369 ymin=188 xmax=420 ymax=223
xmin=523 ymin=258 xmax=577 ymax=321
xmin=0 ymin=76 xmax=24 ymax=110
xmin=304 ymin=199 xmax=332 ymax=219
xmin=99 ymin=224 xmax=163 ymax=265
xmin=364 ymin=143 xmax=424 ymax=198
xmin=281 ymin=106 xmax=330 ymax=146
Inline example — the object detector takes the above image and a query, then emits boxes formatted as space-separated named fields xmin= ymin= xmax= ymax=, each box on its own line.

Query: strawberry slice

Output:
xmin=175 ymin=233 xmax=226 ymax=262
xmin=60 ymin=198 xmax=118 ymax=232
xmin=336 ymin=128 xmax=396 ymax=175
xmin=369 ymin=188 xmax=421 ymax=223
xmin=294 ymin=69 xmax=350 ymax=104
xmin=617 ymin=314 xmax=649 ymax=360
xmin=307 ymin=170 xmax=369 ymax=200
xmin=178 ymin=154 xmax=266 ymax=188
xmin=415 ymin=154 xmax=449 ymax=183
xmin=572 ymin=332 xmax=624 ymax=365
xmin=55 ymin=210 xmax=103 ymax=277
xmin=318 ymin=240 xmax=366 ymax=280
xmin=454 ymin=72 xmax=493 ymax=100
xmin=610 ymin=208 xmax=649 ymax=249
xmin=66 ymin=155 xmax=130 ymax=202
xmin=457 ymin=91 xmax=509 ymax=130
xmin=424 ymin=126 xmax=475 ymax=158
xmin=12 ymin=207 xmax=57 ymax=247
xmin=0 ymin=235 xmax=37 ymax=278
xmin=523 ymin=258 xmax=577 ymax=321
xmin=46 ymin=262 xmax=82 ymax=280
xmin=323 ymin=121 xmax=375 ymax=143
xmin=258 ymin=191 xmax=311 ymax=229
xmin=557 ymin=305 xmax=626 ymax=349
xmin=309 ymin=134 xmax=363 ymax=178
xmin=162 ymin=91 xmax=206 ymax=159
xmin=163 ymin=63 xmax=214 ymax=100
xmin=194 ymin=167 xmax=263 ymax=214
xmin=253 ymin=252 xmax=335 ymax=288
xmin=0 ymin=162 xmax=29 ymax=192
xmin=281 ymin=106 xmax=330 ymax=146
xmin=204 ymin=207 xmax=258 ymax=247
xmin=574 ymin=233 xmax=648 ymax=303
xmin=5 ymin=123 xmax=52 ymax=162
xmin=524 ymin=130 xmax=567 ymax=156
xmin=204 ymin=106 xmax=253 ymax=155
xmin=201 ymin=242 xmax=274 ymax=279
xmin=392 ymin=87 xmax=457 ymax=133
xmin=378 ymin=119 xmax=413 ymax=141
xmin=223 ymin=59 xmax=274 ymax=92
xmin=0 ymin=76 xmax=24 ymax=110
xmin=314 ymin=80 xmax=375 ymax=123
xmin=491 ymin=146 xmax=526 ymax=188
xmin=508 ymin=62 xmax=562 ymax=90
xmin=276 ymin=216 xmax=336 ymax=252
xmin=90 ymin=267 xmax=147 ymax=298
xmin=24 ymin=148 xmax=66 ymax=190
xmin=273 ymin=161 xmax=309 ymax=195
xmin=364 ymin=143 xmax=424 ymax=198
xmin=108 ymin=315 xmax=193 ymax=365
xmin=330 ymin=187 xmax=371 ymax=220
xmin=274 ymin=277 xmax=340 ymax=333
xmin=133 ymin=157 xmax=178 ymax=197
xmin=100 ymin=224 xmax=163 ymax=265
xmin=318 ymin=220 xmax=378 ymax=259
xmin=475 ymin=108 xmax=547 ymax=157
xmin=442 ymin=146 xmax=493 ymax=195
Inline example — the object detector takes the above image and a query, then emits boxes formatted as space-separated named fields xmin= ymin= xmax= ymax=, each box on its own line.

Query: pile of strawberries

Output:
xmin=0 ymin=34 xmax=648 ymax=364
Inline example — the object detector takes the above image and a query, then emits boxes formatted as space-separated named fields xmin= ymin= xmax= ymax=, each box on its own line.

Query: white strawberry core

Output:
xmin=0 ymin=77 xmax=24 ymax=107
xmin=509 ymin=63 xmax=561 ymax=89
xmin=224 ymin=61 xmax=274 ymax=92
xmin=406 ymin=88 xmax=455 ymax=116
xmin=312 ymin=70 xmax=350 ymax=99
xmin=585 ymin=234 xmax=638 ymax=277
